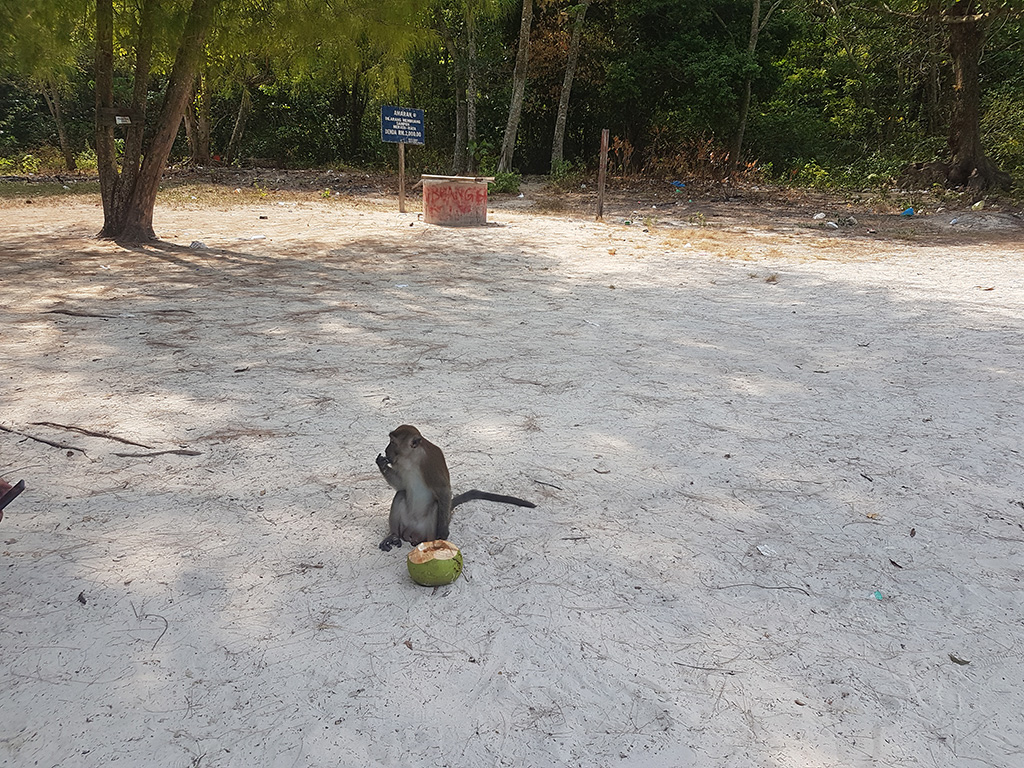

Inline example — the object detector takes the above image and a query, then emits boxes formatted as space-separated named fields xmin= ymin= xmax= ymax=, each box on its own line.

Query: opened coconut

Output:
xmin=407 ymin=540 xmax=463 ymax=586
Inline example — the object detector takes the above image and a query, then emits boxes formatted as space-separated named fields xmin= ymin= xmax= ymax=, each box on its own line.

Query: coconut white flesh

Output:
xmin=408 ymin=540 xmax=459 ymax=564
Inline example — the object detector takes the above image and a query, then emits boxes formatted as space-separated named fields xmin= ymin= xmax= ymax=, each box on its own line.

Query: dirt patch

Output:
xmin=2 ymin=188 xmax=1024 ymax=767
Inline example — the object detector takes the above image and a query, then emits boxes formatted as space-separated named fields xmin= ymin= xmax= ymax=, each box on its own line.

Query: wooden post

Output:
xmin=596 ymin=128 xmax=609 ymax=221
xmin=398 ymin=142 xmax=406 ymax=213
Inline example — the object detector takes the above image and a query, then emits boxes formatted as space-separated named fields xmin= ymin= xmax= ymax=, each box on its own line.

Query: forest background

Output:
xmin=1 ymin=0 xmax=1023 ymax=200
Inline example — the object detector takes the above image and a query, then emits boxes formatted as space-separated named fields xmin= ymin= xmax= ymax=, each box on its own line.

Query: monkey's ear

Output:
xmin=411 ymin=437 xmax=421 ymax=448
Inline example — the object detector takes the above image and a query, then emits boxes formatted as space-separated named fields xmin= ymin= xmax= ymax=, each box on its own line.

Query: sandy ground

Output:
xmin=2 ymin=187 xmax=1024 ymax=768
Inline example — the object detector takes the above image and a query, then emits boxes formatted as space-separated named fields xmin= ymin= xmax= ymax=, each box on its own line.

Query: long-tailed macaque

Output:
xmin=376 ymin=424 xmax=536 ymax=551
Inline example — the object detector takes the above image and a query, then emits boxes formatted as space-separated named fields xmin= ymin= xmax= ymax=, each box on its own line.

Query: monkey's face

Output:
xmin=385 ymin=430 xmax=421 ymax=464
xmin=385 ymin=425 xmax=426 ymax=467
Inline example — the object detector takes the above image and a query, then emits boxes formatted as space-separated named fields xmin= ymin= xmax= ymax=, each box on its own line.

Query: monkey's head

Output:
xmin=386 ymin=424 xmax=424 ymax=462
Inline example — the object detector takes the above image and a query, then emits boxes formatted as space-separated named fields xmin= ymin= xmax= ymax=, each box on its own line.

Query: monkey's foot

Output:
xmin=379 ymin=534 xmax=403 ymax=552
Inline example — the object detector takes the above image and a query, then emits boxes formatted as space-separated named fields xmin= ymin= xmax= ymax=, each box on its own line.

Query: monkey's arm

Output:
xmin=376 ymin=453 xmax=405 ymax=491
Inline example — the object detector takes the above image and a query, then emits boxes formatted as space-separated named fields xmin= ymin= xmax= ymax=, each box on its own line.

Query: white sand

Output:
xmin=2 ymin=192 xmax=1023 ymax=767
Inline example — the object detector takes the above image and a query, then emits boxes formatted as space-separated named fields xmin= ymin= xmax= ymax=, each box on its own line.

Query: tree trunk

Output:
xmin=41 ymin=79 xmax=77 ymax=171
xmin=225 ymin=86 xmax=251 ymax=164
xmin=731 ymin=0 xmax=785 ymax=175
xmin=110 ymin=0 xmax=156 ymax=226
xmin=466 ymin=6 xmax=478 ymax=173
xmin=184 ymin=92 xmax=199 ymax=160
xmin=349 ymin=74 xmax=368 ymax=155
xmin=435 ymin=12 xmax=468 ymax=173
xmin=449 ymin=26 xmax=468 ymax=174
xmin=96 ymin=0 xmax=218 ymax=242
xmin=497 ymin=0 xmax=533 ymax=173
xmin=95 ymin=0 xmax=118 ymax=218
xmin=731 ymin=77 xmax=753 ymax=175
xmin=924 ymin=0 xmax=943 ymax=134
xmin=453 ymin=81 xmax=468 ymax=174
xmin=188 ymin=67 xmax=212 ymax=165
xmin=945 ymin=3 xmax=1011 ymax=190
xmin=730 ymin=0 xmax=759 ymax=175
xmin=550 ymin=0 xmax=590 ymax=170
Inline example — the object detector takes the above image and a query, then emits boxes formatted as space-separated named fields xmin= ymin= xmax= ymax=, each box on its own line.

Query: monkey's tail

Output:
xmin=452 ymin=490 xmax=537 ymax=509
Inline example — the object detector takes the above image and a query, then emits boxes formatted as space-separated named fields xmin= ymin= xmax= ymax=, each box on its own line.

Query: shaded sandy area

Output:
xmin=2 ymin=188 xmax=1024 ymax=767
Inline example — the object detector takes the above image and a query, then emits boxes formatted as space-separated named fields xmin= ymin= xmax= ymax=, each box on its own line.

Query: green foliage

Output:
xmin=0 ymin=83 xmax=50 ymax=152
xmin=75 ymin=146 xmax=97 ymax=171
xmin=0 ymin=145 xmax=98 ymax=174
xmin=771 ymin=139 xmax=948 ymax=190
xmin=0 ymin=154 xmax=35 ymax=174
xmin=790 ymin=160 xmax=832 ymax=188
xmin=238 ymin=80 xmax=393 ymax=167
xmin=983 ymin=86 xmax=1024 ymax=174
xmin=2 ymin=0 xmax=1023 ymax=191
xmin=548 ymin=158 xmax=586 ymax=188
xmin=594 ymin=0 xmax=796 ymax=165
xmin=488 ymin=170 xmax=520 ymax=193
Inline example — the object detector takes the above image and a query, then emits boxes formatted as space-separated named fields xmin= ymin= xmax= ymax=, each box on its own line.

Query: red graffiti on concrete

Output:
xmin=424 ymin=183 xmax=487 ymax=225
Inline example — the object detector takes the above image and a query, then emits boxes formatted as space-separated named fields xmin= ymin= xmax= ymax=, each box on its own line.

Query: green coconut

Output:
xmin=407 ymin=540 xmax=463 ymax=586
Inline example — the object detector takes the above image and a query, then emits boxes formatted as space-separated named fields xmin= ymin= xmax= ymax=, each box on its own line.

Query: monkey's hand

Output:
xmin=379 ymin=534 xmax=402 ymax=552
xmin=376 ymin=453 xmax=391 ymax=473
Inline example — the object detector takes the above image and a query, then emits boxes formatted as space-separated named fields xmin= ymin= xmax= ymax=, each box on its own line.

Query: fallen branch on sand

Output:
xmin=0 ymin=423 xmax=85 ymax=452
xmin=113 ymin=449 xmax=201 ymax=458
xmin=31 ymin=421 xmax=153 ymax=448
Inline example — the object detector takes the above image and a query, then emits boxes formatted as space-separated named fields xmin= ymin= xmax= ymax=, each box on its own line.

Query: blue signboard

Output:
xmin=381 ymin=106 xmax=425 ymax=145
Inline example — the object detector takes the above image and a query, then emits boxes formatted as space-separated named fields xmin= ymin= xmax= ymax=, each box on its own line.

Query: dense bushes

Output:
xmin=1 ymin=1 xmax=1021 ymax=190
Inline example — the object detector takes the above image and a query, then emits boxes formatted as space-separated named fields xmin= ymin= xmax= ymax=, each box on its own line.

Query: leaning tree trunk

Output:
xmin=945 ymin=3 xmax=1011 ymax=190
xmin=497 ymin=0 xmax=533 ymax=173
xmin=41 ymin=79 xmax=77 ymax=171
xmin=730 ymin=0 xmax=760 ymax=176
xmin=225 ymin=86 xmax=251 ymax=164
xmin=731 ymin=0 xmax=785 ymax=175
xmin=95 ymin=0 xmax=218 ymax=242
xmin=550 ymin=0 xmax=590 ymax=170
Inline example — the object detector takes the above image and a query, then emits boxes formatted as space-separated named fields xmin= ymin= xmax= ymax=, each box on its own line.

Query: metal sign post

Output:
xmin=381 ymin=106 xmax=425 ymax=214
